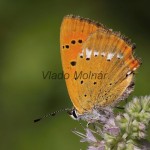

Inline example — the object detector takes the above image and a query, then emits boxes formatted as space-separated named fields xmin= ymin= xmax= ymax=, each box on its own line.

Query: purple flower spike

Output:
xmin=73 ymin=96 xmax=150 ymax=150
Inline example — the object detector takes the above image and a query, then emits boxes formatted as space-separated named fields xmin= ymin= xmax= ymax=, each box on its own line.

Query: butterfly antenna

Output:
xmin=34 ymin=108 xmax=70 ymax=123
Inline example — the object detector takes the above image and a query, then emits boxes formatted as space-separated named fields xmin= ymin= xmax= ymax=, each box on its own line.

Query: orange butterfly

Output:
xmin=60 ymin=15 xmax=141 ymax=122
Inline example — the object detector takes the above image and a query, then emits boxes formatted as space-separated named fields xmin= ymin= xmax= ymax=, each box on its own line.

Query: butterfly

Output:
xmin=60 ymin=15 xmax=141 ymax=123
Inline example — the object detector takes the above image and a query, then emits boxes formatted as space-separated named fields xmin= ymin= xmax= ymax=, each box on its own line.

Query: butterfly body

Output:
xmin=60 ymin=15 xmax=141 ymax=121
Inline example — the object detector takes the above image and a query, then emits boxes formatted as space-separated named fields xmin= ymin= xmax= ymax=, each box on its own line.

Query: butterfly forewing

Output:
xmin=74 ymin=30 xmax=140 ymax=112
xmin=60 ymin=15 xmax=105 ymax=113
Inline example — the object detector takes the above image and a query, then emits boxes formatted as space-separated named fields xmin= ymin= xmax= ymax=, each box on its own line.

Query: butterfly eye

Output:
xmin=68 ymin=109 xmax=78 ymax=120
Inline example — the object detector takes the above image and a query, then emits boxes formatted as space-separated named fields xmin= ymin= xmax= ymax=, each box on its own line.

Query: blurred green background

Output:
xmin=0 ymin=0 xmax=150 ymax=150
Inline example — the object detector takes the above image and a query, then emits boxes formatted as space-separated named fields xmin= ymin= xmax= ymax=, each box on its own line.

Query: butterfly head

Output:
xmin=67 ymin=106 xmax=114 ymax=124
xmin=67 ymin=108 xmax=79 ymax=120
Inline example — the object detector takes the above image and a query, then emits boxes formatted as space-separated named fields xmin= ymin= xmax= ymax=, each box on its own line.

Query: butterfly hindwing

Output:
xmin=74 ymin=30 xmax=140 ymax=111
